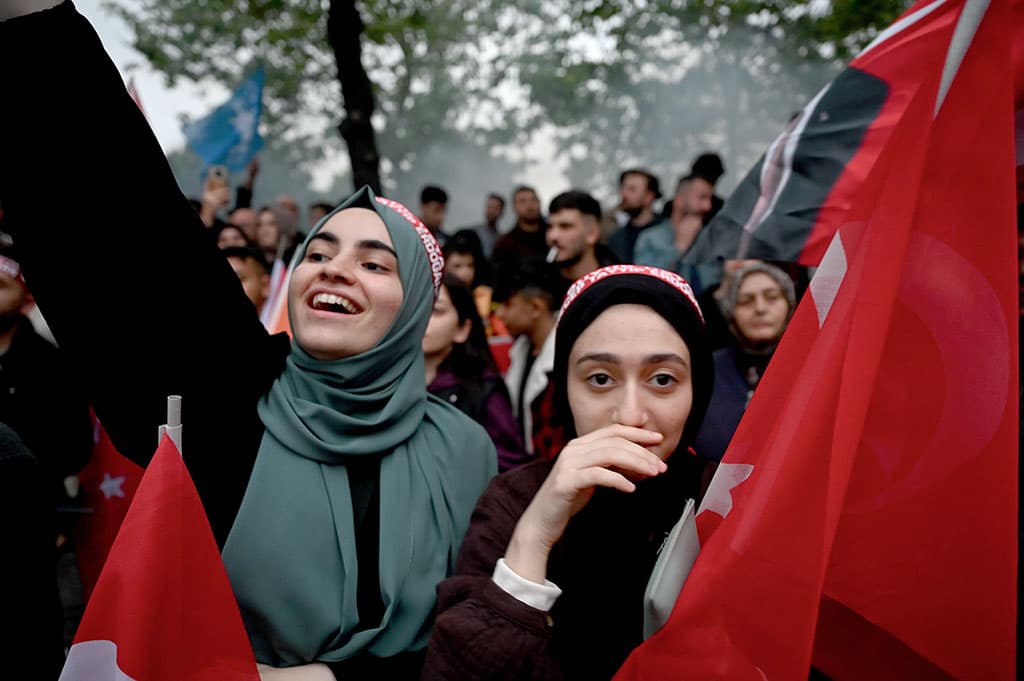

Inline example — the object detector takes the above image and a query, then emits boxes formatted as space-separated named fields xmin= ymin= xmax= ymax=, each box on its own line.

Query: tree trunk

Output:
xmin=327 ymin=0 xmax=382 ymax=195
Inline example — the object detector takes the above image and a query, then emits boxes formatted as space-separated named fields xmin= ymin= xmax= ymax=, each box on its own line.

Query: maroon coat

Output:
xmin=422 ymin=452 xmax=710 ymax=681
xmin=421 ymin=460 xmax=558 ymax=681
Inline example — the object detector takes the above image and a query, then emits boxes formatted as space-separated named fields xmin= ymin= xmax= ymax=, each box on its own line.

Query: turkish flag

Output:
xmin=59 ymin=435 xmax=259 ymax=681
xmin=74 ymin=413 xmax=144 ymax=601
xmin=616 ymin=1 xmax=1018 ymax=680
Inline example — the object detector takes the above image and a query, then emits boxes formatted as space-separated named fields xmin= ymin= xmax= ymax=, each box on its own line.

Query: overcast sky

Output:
xmin=75 ymin=0 xmax=230 ymax=155
xmin=72 ymin=0 xmax=570 ymax=200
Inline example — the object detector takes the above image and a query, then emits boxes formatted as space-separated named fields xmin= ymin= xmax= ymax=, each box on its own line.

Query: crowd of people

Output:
xmin=0 ymin=4 xmax=806 ymax=679
xmin=175 ymin=122 xmax=810 ymax=480
xmin=6 ymin=2 xmax=1014 ymax=681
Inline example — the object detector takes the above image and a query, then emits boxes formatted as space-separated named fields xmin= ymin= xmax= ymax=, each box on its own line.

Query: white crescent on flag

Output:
xmin=60 ymin=640 xmax=139 ymax=681
xmin=697 ymin=462 xmax=755 ymax=519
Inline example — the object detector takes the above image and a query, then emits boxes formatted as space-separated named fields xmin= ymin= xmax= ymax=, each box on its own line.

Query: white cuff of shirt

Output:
xmin=492 ymin=557 xmax=562 ymax=611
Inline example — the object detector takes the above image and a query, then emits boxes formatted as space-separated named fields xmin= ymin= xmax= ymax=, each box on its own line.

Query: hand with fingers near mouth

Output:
xmin=505 ymin=423 xmax=667 ymax=584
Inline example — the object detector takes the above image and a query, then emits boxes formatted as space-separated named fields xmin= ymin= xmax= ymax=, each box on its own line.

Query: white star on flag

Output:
xmin=99 ymin=473 xmax=126 ymax=500
xmin=231 ymin=102 xmax=256 ymax=146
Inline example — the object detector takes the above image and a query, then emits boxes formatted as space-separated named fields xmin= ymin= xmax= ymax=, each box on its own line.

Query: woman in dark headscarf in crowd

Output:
xmin=694 ymin=260 xmax=796 ymax=463
xmin=421 ymin=264 xmax=716 ymax=680
xmin=0 ymin=4 xmax=495 ymax=680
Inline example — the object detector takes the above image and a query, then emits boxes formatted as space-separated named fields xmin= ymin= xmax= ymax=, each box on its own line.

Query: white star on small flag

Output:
xmin=99 ymin=473 xmax=126 ymax=500
xmin=231 ymin=103 xmax=256 ymax=146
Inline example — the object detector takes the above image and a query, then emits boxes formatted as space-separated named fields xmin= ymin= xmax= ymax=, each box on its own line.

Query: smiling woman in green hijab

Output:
xmin=0 ymin=5 xmax=497 ymax=679
xmin=222 ymin=188 xmax=498 ymax=674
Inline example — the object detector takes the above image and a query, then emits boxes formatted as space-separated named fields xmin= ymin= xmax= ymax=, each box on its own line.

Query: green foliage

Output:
xmin=110 ymin=0 xmax=908 ymax=204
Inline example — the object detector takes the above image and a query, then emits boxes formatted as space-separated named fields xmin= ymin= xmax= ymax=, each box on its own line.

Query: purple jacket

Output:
xmin=428 ymin=366 xmax=532 ymax=472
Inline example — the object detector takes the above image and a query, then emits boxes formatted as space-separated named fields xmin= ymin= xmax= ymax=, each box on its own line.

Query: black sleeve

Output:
xmin=235 ymin=185 xmax=253 ymax=211
xmin=0 ymin=424 xmax=65 ymax=675
xmin=0 ymin=2 xmax=287 ymax=541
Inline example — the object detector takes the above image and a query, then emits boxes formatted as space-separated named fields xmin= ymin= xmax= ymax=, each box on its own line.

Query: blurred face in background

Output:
xmin=445 ymin=252 xmax=476 ymax=287
xmin=228 ymin=207 xmax=258 ymax=241
xmin=496 ymin=291 xmax=540 ymax=338
xmin=675 ymin=177 xmax=714 ymax=218
xmin=423 ymin=284 xmax=470 ymax=361
xmin=217 ymin=225 xmax=250 ymax=249
xmin=309 ymin=204 xmax=331 ymax=229
xmin=732 ymin=272 xmax=791 ymax=344
xmin=256 ymin=209 xmax=282 ymax=254
xmin=620 ymin=173 xmax=654 ymax=215
xmin=513 ymin=190 xmax=541 ymax=224
xmin=276 ymin=195 xmax=300 ymax=223
xmin=485 ymin=196 xmax=504 ymax=224
xmin=227 ymin=254 xmax=271 ymax=312
xmin=419 ymin=201 xmax=447 ymax=232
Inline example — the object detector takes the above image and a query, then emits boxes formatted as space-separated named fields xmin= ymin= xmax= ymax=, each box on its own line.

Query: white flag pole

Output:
xmin=158 ymin=394 xmax=183 ymax=454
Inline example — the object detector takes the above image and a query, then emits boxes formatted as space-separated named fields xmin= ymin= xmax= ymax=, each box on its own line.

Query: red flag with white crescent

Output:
xmin=616 ymin=1 xmax=1018 ymax=679
xmin=61 ymin=435 xmax=258 ymax=681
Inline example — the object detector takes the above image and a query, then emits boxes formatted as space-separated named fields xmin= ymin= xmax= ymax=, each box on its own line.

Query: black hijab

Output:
xmin=546 ymin=265 xmax=715 ymax=680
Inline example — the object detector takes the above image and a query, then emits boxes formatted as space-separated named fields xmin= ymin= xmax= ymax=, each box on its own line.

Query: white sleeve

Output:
xmin=491 ymin=557 xmax=563 ymax=611
xmin=0 ymin=0 xmax=62 ymax=21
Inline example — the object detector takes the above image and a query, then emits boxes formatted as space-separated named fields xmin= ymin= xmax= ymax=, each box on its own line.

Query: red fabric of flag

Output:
xmin=74 ymin=413 xmax=144 ymax=601
xmin=60 ymin=435 xmax=259 ymax=681
xmin=614 ymin=1 xmax=1018 ymax=680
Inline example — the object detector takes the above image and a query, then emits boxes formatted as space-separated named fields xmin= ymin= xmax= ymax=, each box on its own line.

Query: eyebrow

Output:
xmin=575 ymin=352 xmax=689 ymax=367
xmin=309 ymin=232 xmax=338 ymax=246
xmin=357 ymin=239 xmax=398 ymax=259
xmin=307 ymin=233 xmax=398 ymax=259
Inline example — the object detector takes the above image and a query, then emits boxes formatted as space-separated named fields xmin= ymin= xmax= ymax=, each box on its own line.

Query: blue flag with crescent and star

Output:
xmin=182 ymin=65 xmax=265 ymax=172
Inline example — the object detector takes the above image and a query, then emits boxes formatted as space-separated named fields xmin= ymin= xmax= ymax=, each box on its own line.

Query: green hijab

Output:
xmin=221 ymin=186 xmax=497 ymax=665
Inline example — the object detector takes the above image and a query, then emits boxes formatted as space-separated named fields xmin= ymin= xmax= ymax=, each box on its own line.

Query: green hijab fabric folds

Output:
xmin=221 ymin=186 xmax=497 ymax=665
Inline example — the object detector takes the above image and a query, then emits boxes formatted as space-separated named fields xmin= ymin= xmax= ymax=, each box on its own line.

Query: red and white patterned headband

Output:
xmin=559 ymin=264 xmax=703 ymax=323
xmin=375 ymin=196 xmax=444 ymax=297
xmin=0 ymin=255 xmax=25 ymax=287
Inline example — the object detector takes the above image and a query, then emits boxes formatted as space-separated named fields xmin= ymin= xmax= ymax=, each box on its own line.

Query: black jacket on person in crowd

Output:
xmin=0 ymin=423 xmax=65 ymax=679
xmin=0 ymin=316 xmax=93 ymax=539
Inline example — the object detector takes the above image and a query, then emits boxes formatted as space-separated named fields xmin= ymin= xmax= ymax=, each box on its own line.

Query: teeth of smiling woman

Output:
xmin=312 ymin=292 xmax=360 ymax=314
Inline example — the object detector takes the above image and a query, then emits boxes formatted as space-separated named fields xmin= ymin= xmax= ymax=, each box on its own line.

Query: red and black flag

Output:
xmin=684 ymin=0 xmax=1023 ymax=268
xmin=617 ymin=1 xmax=1020 ymax=679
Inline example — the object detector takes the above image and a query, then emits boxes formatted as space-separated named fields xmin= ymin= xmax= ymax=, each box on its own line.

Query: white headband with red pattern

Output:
xmin=374 ymin=196 xmax=444 ymax=297
xmin=559 ymin=264 xmax=703 ymax=323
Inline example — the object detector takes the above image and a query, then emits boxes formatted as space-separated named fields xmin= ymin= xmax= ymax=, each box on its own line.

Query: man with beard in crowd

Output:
xmin=544 ymin=190 xmax=619 ymax=298
xmin=491 ymin=185 xmax=547 ymax=269
xmin=605 ymin=168 xmax=663 ymax=264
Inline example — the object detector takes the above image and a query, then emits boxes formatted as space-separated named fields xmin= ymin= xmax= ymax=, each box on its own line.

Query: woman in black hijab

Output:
xmin=422 ymin=264 xmax=716 ymax=681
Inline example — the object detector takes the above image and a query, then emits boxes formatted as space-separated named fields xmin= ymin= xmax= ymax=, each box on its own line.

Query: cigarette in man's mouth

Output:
xmin=546 ymin=246 xmax=558 ymax=263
